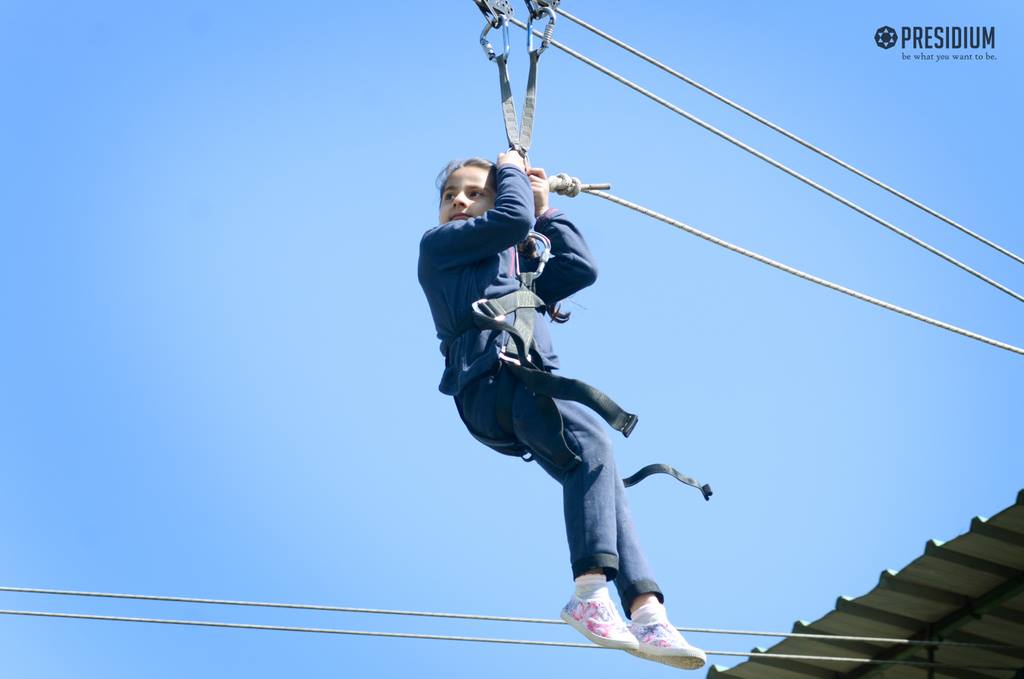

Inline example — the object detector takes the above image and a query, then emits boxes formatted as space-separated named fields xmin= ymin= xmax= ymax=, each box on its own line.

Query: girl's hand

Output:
xmin=497 ymin=150 xmax=527 ymax=171
xmin=527 ymin=167 xmax=550 ymax=217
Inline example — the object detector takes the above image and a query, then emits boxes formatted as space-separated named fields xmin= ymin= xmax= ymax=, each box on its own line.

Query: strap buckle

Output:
xmin=471 ymin=298 xmax=508 ymax=322
xmin=497 ymin=351 xmax=523 ymax=367
xmin=621 ymin=413 xmax=638 ymax=438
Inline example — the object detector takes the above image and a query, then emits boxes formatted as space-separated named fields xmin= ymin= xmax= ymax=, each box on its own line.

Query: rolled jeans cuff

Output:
xmin=571 ymin=553 xmax=619 ymax=580
xmin=620 ymin=579 xmax=664 ymax=619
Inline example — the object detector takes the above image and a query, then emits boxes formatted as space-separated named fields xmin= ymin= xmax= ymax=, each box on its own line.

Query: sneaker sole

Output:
xmin=626 ymin=647 xmax=707 ymax=670
xmin=560 ymin=609 xmax=639 ymax=651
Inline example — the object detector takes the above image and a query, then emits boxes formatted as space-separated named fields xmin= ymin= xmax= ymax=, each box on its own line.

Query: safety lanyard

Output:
xmin=475 ymin=1 xmax=558 ymax=156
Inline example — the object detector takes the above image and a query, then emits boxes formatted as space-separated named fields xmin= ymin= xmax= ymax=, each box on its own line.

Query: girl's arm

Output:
xmin=533 ymin=208 xmax=599 ymax=305
xmin=420 ymin=160 xmax=535 ymax=270
xmin=523 ymin=166 xmax=599 ymax=305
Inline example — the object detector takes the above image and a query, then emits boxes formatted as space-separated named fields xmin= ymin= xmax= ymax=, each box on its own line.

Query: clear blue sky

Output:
xmin=1 ymin=1 xmax=1020 ymax=676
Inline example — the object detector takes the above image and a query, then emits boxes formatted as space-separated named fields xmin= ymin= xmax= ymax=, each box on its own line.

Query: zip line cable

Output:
xmin=541 ymin=175 xmax=1024 ymax=356
xmin=3 ymin=587 xmax=1022 ymax=652
xmin=583 ymin=186 xmax=1024 ymax=356
xmin=508 ymin=17 xmax=1024 ymax=306
xmin=553 ymin=7 xmax=1024 ymax=268
xmin=1 ymin=609 xmax=1020 ymax=671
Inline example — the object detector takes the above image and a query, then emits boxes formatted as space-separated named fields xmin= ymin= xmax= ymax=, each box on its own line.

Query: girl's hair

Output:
xmin=436 ymin=157 xmax=496 ymax=204
xmin=436 ymin=158 xmax=571 ymax=324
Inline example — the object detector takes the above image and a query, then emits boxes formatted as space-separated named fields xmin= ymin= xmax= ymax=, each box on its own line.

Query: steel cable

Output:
xmin=553 ymin=7 xmax=1024 ymax=267
xmin=2 ymin=609 xmax=1021 ymax=671
xmin=2 ymin=586 xmax=1021 ymax=651
xmin=580 ymin=187 xmax=1024 ymax=356
xmin=509 ymin=17 xmax=1024 ymax=305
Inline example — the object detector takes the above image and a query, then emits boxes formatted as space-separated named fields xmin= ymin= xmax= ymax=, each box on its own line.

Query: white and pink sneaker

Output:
xmin=560 ymin=595 xmax=639 ymax=651
xmin=627 ymin=619 xmax=707 ymax=670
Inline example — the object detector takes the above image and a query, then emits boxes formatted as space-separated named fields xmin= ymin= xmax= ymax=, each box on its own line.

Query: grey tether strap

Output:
xmin=495 ymin=41 xmax=523 ymax=152
xmin=478 ymin=3 xmax=555 ymax=155
xmin=517 ymin=50 xmax=540 ymax=152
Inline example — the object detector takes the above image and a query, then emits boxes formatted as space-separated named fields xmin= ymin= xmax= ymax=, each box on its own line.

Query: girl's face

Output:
xmin=439 ymin=166 xmax=495 ymax=224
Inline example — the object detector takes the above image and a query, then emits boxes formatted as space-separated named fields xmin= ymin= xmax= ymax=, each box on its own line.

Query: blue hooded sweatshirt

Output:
xmin=418 ymin=164 xmax=599 ymax=396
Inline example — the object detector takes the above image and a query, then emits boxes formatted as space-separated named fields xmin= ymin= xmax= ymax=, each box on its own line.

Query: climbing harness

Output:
xmin=470 ymin=234 xmax=639 ymax=444
xmin=448 ymin=226 xmax=713 ymax=500
xmin=475 ymin=0 xmax=557 ymax=156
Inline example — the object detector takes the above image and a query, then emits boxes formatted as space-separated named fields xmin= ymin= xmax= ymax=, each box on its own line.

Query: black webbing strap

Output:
xmin=622 ymin=464 xmax=714 ymax=501
xmin=471 ymin=289 xmax=545 ymax=363
xmin=470 ymin=292 xmax=637 ymax=438
xmin=466 ymin=288 xmax=712 ymax=500
xmin=504 ymin=362 xmax=638 ymax=437
xmin=450 ymin=349 xmax=711 ymax=500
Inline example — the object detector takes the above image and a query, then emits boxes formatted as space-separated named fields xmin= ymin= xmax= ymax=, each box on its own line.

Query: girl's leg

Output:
xmin=609 ymin=472 xmax=664 ymax=616
xmin=460 ymin=376 xmax=705 ymax=666
xmin=511 ymin=390 xmax=663 ymax=607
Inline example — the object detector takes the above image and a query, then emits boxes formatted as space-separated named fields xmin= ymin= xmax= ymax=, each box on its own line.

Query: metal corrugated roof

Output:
xmin=708 ymin=490 xmax=1024 ymax=679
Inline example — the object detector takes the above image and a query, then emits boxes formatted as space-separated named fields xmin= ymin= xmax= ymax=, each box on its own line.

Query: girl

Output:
xmin=418 ymin=151 xmax=706 ymax=669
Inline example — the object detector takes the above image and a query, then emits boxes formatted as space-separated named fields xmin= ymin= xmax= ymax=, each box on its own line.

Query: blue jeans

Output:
xmin=455 ymin=364 xmax=663 ymax=614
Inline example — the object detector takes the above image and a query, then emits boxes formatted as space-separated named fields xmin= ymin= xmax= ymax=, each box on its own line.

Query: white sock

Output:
xmin=574 ymin=573 xmax=609 ymax=601
xmin=630 ymin=600 xmax=669 ymax=626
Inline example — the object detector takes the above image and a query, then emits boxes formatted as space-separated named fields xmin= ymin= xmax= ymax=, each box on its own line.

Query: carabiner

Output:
xmin=526 ymin=6 xmax=556 ymax=56
xmin=500 ymin=17 xmax=512 ymax=60
xmin=479 ymin=14 xmax=512 ymax=61
xmin=518 ymin=231 xmax=552 ymax=276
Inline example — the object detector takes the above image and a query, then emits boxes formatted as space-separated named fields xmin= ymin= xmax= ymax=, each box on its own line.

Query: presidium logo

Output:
xmin=874 ymin=24 xmax=996 ymax=50
xmin=875 ymin=26 xmax=898 ymax=49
